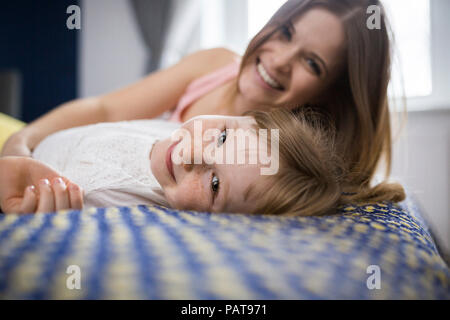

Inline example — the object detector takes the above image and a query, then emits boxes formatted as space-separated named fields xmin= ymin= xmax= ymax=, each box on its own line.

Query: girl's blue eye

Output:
xmin=280 ymin=25 xmax=292 ymax=41
xmin=211 ymin=175 xmax=220 ymax=194
xmin=217 ymin=129 xmax=227 ymax=147
xmin=307 ymin=58 xmax=322 ymax=76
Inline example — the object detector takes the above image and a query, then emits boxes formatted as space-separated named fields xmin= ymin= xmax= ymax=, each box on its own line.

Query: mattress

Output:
xmin=0 ymin=197 xmax=448 ymax=299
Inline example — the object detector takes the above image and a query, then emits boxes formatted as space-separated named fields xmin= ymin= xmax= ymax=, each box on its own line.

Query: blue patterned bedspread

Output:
xmin=0 ymin=198 xmax=449 ymax=299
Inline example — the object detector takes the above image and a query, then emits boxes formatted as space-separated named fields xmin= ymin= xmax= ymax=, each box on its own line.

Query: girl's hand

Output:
xmin=19 ymin=178 xmax=84 ymax=214
xmin=0 ymin=156 xmax=84 ymax=214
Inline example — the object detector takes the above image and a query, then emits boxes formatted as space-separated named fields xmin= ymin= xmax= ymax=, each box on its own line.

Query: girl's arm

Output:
xmin=1 ymin=48 xmax=237 ymax=157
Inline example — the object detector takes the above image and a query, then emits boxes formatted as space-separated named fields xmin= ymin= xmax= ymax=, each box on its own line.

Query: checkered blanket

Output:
xmin=0 ymin=198 xmax=448 ymax=299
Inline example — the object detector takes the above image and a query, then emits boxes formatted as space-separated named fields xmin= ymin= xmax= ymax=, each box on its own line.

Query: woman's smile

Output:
xmin=255 ymin=57 xmax=285 ymax=91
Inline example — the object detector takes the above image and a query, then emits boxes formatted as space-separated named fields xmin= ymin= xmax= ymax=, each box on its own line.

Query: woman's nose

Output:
xmin=272 ymin=46 xmax=296 ymax=74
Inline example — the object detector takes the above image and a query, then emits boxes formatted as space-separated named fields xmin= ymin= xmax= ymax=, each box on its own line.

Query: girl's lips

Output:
xmin=166 ymin=140 xmax=180 ymax=182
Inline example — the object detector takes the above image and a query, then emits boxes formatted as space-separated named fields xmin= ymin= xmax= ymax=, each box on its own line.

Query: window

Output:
xmin=382 ymin=0 xmax=432 ymax=98
xmin=247 ymin=0 xmax=287 ymax=39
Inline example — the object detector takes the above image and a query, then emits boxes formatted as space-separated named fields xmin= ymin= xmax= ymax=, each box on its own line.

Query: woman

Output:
xmin=1 ymin=0 xmax=403 ymax=204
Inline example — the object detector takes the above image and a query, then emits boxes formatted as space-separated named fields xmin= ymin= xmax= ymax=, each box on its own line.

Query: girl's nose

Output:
xmin=183 ymin=162 xmax=194 ymax=172
xmin=182 ymin=141 xmax=201 ymax=172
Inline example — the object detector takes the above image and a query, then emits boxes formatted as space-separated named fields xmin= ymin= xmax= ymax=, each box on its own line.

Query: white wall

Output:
xmin=78 ymin=0 xmax=147 ymax=98
xmin=161 ymin=0 xmax=248 ymax=69
xmin=390 ymin=109 xmax=450 ymax=254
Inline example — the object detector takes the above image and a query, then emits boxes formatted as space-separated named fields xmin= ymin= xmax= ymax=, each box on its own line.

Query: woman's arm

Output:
xmin=1 ymin=97 xmax=105 ymax=157
xmin=98 ymin=47 xmax=238 ymax=121
xmin=1 ymin=47 xmax=237 ymax=158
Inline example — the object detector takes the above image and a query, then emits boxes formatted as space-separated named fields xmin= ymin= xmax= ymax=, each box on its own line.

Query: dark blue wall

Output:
xmin=0 ymin=0 xmax=78 ymax=122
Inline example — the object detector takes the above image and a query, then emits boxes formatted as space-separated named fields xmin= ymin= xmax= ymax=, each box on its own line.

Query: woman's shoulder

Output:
xmin=180 ymin=47 xmax=241 ymax=77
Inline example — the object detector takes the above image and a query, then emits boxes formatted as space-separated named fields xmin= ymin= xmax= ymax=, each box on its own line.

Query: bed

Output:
xmin=0 ymin=194 xmax=448 ymax=299
xmin=0 ymin=112 xmax=25 ymax=152
xmin=0 ymin=113 xmax=448 ymax=299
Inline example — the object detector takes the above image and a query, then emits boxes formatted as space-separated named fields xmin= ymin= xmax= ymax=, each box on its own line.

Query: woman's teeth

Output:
xmin=257 ymin=62 xmax=283 ymax=90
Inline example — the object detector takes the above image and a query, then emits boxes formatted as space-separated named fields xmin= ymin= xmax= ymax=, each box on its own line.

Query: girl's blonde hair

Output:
xmin=233 ymin=0 xmax=406 ymax=205
xmin=246 ymin=108 xmax=405 ymax=217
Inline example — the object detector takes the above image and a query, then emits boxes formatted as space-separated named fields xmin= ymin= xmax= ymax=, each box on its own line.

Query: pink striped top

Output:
xmin=169 ymin=57 xmax=241 ymax=123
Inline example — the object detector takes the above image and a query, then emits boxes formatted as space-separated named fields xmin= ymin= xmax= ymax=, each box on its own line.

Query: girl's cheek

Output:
xmin=171 ymin=178 xmax=205 ymax=210
xmin=165 ymin=189 xmax=189 ymax=210
xmin=163 ymin=189 xmax=178 ymax=208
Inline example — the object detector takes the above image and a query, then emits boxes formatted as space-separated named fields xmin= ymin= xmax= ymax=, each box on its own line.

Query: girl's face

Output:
xmin=151 ymin=115 xmax=269 ymax=213
xmin=237 ymin=7 xmax=347 ymax=112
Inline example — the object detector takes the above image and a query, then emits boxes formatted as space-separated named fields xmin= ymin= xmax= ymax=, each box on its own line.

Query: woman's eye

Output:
xmin=217 ymin=129 xmax=227 ymax=147
xmin=211 ymin=175 xmax=220 ymax=195
xmin=280 ymin=25 xmax=292 ymax=41
xmin=306 ymin=58 xmax=322 ymax=76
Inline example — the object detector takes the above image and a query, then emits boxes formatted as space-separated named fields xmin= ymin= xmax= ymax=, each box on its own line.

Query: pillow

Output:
xmin=0 ymin=112 xmax=26 ymax=152
xmin=0 ymin=199 xmax=448 ymax=299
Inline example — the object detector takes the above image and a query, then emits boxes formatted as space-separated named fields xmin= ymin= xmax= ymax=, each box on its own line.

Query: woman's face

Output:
xmin=237 ymin=7 xmax=347 ymax=112
xmin=151 ymin=115 xmax=271 ymax=213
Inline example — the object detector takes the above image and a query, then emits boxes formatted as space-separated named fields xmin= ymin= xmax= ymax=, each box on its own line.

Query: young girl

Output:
xmin=1 ymin=0 xmax=403 ymax=203
xmin=0 ymin=109 xmax=358 ymax=216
